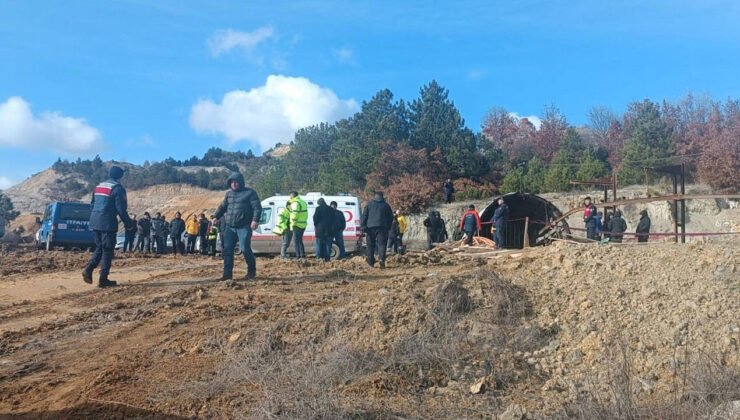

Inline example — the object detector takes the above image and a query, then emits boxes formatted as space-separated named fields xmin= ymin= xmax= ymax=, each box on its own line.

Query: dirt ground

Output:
xmin=0 ymin=241 xmax=738 ymax=419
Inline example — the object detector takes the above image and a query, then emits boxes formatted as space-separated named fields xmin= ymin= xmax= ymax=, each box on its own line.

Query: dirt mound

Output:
xmin=0 ymin=242 xmax=737 ymax=418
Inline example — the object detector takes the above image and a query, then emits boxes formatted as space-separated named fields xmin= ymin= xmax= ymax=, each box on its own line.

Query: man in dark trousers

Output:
xmin=459 ymin=204 xmax=482 ymax=246
xmin=423 ymin=211 xmax=439 ymax=250
xmin=214 ymin=172 xmax=262 ymax=280
xmin=313 ymin=198 xmax=334 ymax=261
xmin=82 ymin=166 xmax=135 ymax=288
xmin=135 ymin=212 xmax=151 ymax=253
xmin=361 ymin=191 xmax=394 ymax=269
xmin=492 ymin=198 xmax=509 ymax=249
xmin=151 ymin=212 xmax=165 ymax=254
xmin=583 ymin=196 xmax=598 ymax=240
xmin=123 ymin=214 xmax=137 ymax=252
xmin=610 ymin=209 xmax=628 ymax=243
xmin=443 ymin=179 xmax=455 ymax=204
xmin=198 ymin=213 xmax=210 ymax=255
xmin=169 ymin=211 xmax=186 ymax=256
xmin=636 ymin=209 xmax=651 ymax=242
xmin=330 ymin=201 xmax=347 ymax=259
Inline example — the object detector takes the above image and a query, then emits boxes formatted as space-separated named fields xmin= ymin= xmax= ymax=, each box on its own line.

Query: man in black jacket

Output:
xmin=123 ymin=214 xmax=137 ymax=252
xmin=492 ymin=198 xmax=509 ymax=249
xmin=169 ymin=212 xmax=186 ymax=256
xmin=443 ymin=179 xmax=455 ymax=204
xmin=151 ymin=212 xmax=165 ymax=254
xmin=214 ymin=172 xmax=262 ymax=280
xmin=361 ymin=191 xmax=394 ymax=268
xmin=610 ymin=209 xmax=628 ymax=243
xmin=636 ymin=209 xmax=651 ymax=242
xmin=198 ymin=213 xmax=210 ymax=255
xmin=313 ymin=198 xmax=333 ymax=261
xmin=330 ymin=201 xmax=347 ymax=259
xmin=82 ymin=166 xmax=135 ymax=288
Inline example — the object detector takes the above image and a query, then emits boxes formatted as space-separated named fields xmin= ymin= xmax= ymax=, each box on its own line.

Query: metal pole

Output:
xmin=672 ymin=175 xmax=678 ymax=243
xmin=680 ymin=163 xmax=686 ymax=243
xmin=523 ymin=217 xmax=530 ymax=248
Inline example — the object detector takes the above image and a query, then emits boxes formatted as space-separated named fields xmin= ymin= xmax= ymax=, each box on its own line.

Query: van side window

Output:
xmin=43 ymin=206 xmax=52 ymax=221
xmin=259 ymin=209 xmax=272 ymax=225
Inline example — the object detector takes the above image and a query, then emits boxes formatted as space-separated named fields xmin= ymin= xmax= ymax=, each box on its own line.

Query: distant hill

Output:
xmin=5 ymin=146 xmax=283 ymax=214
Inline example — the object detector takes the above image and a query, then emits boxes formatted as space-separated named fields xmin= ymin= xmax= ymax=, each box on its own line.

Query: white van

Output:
xmin=251 ymin=193 xmax=363 ymax=258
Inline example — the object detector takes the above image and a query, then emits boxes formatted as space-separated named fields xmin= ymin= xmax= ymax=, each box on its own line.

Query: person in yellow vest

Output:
xmin=288 ymin=191 xmax=308 ymax=259
xmin=185 ymin=214 xmax=200 ymax=254
xmin=274 ymin=202 xmax=292 ymax=259
xmin=396 ymin=210 xmax=408 ymax=251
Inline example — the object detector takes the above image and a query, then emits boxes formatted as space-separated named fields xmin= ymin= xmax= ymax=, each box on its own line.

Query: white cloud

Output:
xmin=0 ymin=176 xmax=16 ymax=190
xmin=0 ymin=97 xmax=103 ymax=154
xmin=332 ymin=46 xmax=355 ymax=64
xmin=208 ymin=26 xmax=274 ymax=57
xmin=509 ymin=112 xmax=542 ymax=130
xmin=189 ymin=75 xmax=358 ymax=150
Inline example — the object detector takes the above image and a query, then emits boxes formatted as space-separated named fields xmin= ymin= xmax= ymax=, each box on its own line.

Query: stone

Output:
xmin=501 ymin=403 xmax=526 ymax=420
xmin=228 ymin=332 xmax=241 ymax=344
xmin=469 ymin=377 xmax=486 ymax=394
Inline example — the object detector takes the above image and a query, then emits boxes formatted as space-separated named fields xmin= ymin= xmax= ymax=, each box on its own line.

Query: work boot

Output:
xmin=217 ymin=275 xmax=232 ymax=281
xmin=379 ymin=260 xmax=386 ymax=269
xmin=82 ymin=269 xmax=93 ymax=284
xmin=98 ymin=279 xmax=118 ymax=288
xmin=245 ymin=271 xmax=256 ymax=280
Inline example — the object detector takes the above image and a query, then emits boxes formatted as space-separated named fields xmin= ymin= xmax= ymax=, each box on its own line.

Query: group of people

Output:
xmin=121 ymin=210 xmax=222 ymax=256
xmin=583 ymin=196 xmax=652 ymax=243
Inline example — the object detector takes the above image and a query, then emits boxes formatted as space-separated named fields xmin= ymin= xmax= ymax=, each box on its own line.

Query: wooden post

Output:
xmin=523 ymin=217 xmax=530 ymax=248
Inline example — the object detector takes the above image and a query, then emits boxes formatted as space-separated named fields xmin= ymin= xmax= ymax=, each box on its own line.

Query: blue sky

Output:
xmin=1 ymin=0 xmax=739 ymax=189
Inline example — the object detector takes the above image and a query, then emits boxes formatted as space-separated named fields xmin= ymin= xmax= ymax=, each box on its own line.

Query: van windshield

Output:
xmin=58 ymin=204 xmax=92 ymax=221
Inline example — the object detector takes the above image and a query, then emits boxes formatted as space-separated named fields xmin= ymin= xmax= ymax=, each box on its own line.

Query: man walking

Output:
xmin=361 ymin=191 xmax=394 ymax=269
xmin=186 ymin=214 xmax=199 ymax=254
xmin=313 ymin=198 xmax=333 ymax=261
xmin=289 ymin=191 xmax=308 ymax=259
xmin=82 ymin=166 xmax=135 ymax=288
xmin=459 ymin=205 xmax=482 ymax=246
xmin=330 ymin=201 xmax=347 ymax=259
xmin=492 ymin=198 xmax=509 ymax=249
xmin=214 ymin=172 xmax=262 ymax=280
xmin=583 ymin=196 xmax=598 ymax=240
xmin=636 ymin=209 xmax=651 ymax=243
xmin=123 ymin=214 xmax=137 ymax=252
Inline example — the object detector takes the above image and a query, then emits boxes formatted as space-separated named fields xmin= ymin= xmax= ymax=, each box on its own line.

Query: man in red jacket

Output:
xmin=459 ymin=204 xmax=481 ymax=246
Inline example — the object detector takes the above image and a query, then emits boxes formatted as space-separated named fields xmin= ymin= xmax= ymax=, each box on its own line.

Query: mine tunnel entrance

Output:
xmin=479 ymin=193 xmax=569 ymax=249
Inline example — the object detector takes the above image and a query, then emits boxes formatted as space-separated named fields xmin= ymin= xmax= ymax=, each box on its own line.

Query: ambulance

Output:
xmin=250 ymin=192 xmax=363 ymax=258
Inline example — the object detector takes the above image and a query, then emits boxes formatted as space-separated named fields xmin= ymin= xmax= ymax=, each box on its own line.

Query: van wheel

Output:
xmin=330 ymin=244 xmax=340 ymax=260
xmin=235 ymin=244 xmax=242 ymax=256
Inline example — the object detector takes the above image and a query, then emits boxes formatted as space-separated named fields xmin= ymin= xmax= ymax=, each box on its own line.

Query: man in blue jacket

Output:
xmin=214 ymin=172 xmax=262 ymax=280
xmin=82 ymin=166 xmax=135 ymax=287
xmin=492 ymin=198 xmax=509 ymax=249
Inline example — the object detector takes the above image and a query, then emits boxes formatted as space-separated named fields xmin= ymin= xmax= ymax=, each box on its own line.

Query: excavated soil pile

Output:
xmin=0 ymin=242 xmax=738 ymax=419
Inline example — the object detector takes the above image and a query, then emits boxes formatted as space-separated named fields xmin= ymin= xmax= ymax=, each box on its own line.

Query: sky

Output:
xmin=1 ymin=0 xmax=739 ymax=189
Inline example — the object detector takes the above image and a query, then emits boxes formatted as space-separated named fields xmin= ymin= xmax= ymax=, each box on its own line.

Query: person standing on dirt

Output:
xmin=135 ymin=212 xmax=151 ymax=253
xmin=213 ymin=172 xmax=262 ymax=281
xmin=275 ymin=202 xmax=292 ymax=259
xmin=423 ymin=211 xmax=438 ymax=250
xmin=443 ymin=179 xmax=455 ymax=204
xmin=594 ymin=211 xmax=604 ymax=240
xmin=198 ymin=213 xmax=209 ymax=255
xmin=207 ymin=215 xmax=219 ymax=257
xmin=492 ymin=198 xmax=509 ymax=249
xmin=313 ymin=198 xmax=334 ymax=261
xmin=170 ymin=212 xmax=186 ymax=256
xmin=82 ymin=166 xmax=135 ymax=288
xmin=395 ymin=210 xmax=408 ymax=251
xmin=636 ymin=209 xmax=651 ymax=243
xmin=288 ymin=191 xmax=308 ymax=259
xmin=361 ymin=191 xmax=394 ymax=269
xmin=435 ymin=211 xmax=448 ymax=244
xmin=583 ymin=196 xmax=598 ymax=241
xmin=459 ymin=204 xmax=482 ymax=246
xmin=330 ymin=201 xmax=347 ymax=259
xmin=151 ymin=212 xmax=165 ymax=254
xmin=609 ymin=209 xmax=628 ymax=243
xmin=123 ymin=214 xmax=137 ymax=252
xmin=185 ymin=214 xmax=199 ymax=254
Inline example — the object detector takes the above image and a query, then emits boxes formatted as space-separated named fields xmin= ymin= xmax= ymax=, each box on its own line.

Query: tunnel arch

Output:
xmin=480 ymin=192 xmax=569 ymax=249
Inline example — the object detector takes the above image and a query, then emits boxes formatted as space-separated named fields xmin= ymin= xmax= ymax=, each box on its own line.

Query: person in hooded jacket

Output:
xmin=361 ymin=191 xmax=394 ymax=268
xmin=330 ymin=201 xmax=347 ymax=259
xmin=434 ymin=211 xmax=448 ymax=243
xmin=275 ymin=202 xmax=292 ymax=259
xmin=443 ymin=179 xmax=455 ymax=204
xmin=82 ymin=166 xmax=135 ymax=288
xmin=186 ymin=214 xmax=199 ymax=254
xmin=170 ymin=212 xmax=186 ymax=256
xmin=459 ymin=205 xmax=482 ymax=246
xmin=135 ymin=212 xmax=151 ymax=253
xmin=610 ymin=209 xmax=628 ymax=243
xmin=423 ymin=211 xmax=438 ymax=250
xmin=198 ymin=213 xmax=210 ymax=255
xmin=636 ymin=209 xmax=651 ymax=242
xmin=387 ymin=216 xmax=401 ymax=254
xmin=213 ymin=172 xmax=262 ymax=280
xmin=123 ymin=214 xmax=137 ymax=252
xmin=150 ymin=212 xmax=165 ymax=254
xmin=313 ymin=198 xmax=334 ymax=261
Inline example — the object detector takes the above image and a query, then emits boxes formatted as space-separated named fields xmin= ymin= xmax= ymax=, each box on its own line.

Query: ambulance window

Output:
xmin=259 ymin=209 xmax=272 ymax=225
